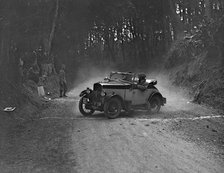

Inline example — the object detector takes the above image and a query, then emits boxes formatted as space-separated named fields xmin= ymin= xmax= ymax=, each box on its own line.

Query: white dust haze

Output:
xmin=68 ymin=66 xmax=113 ymax=97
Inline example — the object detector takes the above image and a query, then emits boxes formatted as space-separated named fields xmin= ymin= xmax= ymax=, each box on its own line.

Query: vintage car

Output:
xmin=79 ymin=72 xmax=166 ymax=118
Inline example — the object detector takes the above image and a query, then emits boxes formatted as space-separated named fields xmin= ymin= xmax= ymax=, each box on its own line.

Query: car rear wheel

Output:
xmin=104 ymin=97 xmax=122 ymax=119
xmin=148 ymin=95 xmax=161 ymax=114
xmin=79 ymin=97 xmax=95 ymax=116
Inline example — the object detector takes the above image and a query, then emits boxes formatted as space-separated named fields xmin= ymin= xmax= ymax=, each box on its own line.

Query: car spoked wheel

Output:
xmin=79 ymin=97 xmax=95 ymax=116
xmin=149 ymin=96 xmax=161 ymax=114
xmin=104 ymin=98 xmax=122 ymax=119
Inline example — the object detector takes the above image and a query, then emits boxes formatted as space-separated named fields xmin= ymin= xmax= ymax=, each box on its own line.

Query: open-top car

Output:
xmin=79 ymin=72 xmax=166 ymax=118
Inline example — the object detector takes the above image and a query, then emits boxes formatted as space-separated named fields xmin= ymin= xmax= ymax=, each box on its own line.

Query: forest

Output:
xmin=0 ymin=1 xmax=224 ymax=172
xmin=0 ymin=0 xmax=223 ymax=107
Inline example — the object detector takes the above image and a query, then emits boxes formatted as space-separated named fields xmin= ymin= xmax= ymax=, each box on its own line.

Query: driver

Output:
xmin=137 ymin=73 xmax=148 ymax=91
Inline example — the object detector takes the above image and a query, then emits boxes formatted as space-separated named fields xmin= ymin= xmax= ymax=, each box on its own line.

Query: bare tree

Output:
xmin=205 ymin=0 xmax=212 ymax=19
xmin=48 ymin=0 xmax=59 ymax=55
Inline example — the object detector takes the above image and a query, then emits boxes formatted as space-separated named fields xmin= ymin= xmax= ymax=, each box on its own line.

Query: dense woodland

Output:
xmin=0 ymin=0 xmax=223 ymax=105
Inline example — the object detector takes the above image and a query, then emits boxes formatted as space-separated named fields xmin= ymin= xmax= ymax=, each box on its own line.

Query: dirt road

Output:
xmin=0 ymin=94 xmax=224 ymax=173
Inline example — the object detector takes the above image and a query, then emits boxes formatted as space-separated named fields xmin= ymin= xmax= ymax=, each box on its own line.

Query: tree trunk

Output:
xmin=205 ymin=0 xmax=212 ymax=19
xmin=168 ymin=0 xmax=184 ymax=39
xmin=48 ymin=0 xmax=59 ymax=55
xmin=121 ymin=40 xmax=125 ymax=63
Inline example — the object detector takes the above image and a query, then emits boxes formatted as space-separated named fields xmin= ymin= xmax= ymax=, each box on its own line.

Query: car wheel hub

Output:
xmin=151 ymin=100 xmax=158 ymax=111
xmin=108 ymin=102 xmax=118 ymax=114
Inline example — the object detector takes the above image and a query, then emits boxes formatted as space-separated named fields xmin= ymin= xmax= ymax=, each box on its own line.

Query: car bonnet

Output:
xmin=96 ymin=80 xmax=131 ymax=90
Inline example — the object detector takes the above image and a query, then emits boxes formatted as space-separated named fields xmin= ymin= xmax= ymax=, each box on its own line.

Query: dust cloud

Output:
xmin=145 ymin=72 xmax=193 ymax=113
xmin=68 ymin=66 xmax=113 ymax=97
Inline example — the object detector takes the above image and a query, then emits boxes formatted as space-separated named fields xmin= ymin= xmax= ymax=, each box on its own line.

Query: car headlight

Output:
xmin=86 ymin=89 xmax=91 ymax=94
xmin=100 ymin=91 xmax=106 ymax=97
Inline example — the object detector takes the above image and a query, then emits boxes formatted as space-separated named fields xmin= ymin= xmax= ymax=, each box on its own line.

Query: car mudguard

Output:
xmin=104 ymin=94 xmax=125 ymax=107
xmin=79 ymin=88 xmax=92 ymax=97
xmin=105 ymin=94 xmax=123 ymax=102
xmin=79 ymin=90 xmax=87 ymax=97
xmin=148 ymin=92 xmax=166 ymax=106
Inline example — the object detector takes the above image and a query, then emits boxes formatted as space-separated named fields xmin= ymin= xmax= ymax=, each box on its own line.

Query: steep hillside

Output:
xmin=165 ymin=16 xmax=224 ymax=111
xmin=0 ymin=74 xmax=60 ymax=121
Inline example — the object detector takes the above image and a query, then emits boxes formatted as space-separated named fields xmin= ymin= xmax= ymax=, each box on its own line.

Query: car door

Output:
xmin=124 ymin=75 xmax=151 ymax=105
xmin=131 ymin=75 xmax=150 ymax=105
xmin=124 ymin=84 xmax=150 ymax=105
xmin=131 ymin=88 xmax=151 ymax=105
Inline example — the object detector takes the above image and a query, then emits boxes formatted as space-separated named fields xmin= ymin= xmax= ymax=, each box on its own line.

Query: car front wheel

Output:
xmin=104 ymin=97 xmax=122 ymax=119
xmin=148 ymin=95 xmax=161 ymax=114
xmin=79 ymin=97 xmax=95 ymax=116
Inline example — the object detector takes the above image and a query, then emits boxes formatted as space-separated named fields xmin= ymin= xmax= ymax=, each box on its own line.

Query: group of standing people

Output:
xmin=34 ymin=63 xmax=68 ymax=98
xmin=18 ymin=53 xmax=67 ymax=98
xmin=36 ymin=63 xmax=68 ymax=98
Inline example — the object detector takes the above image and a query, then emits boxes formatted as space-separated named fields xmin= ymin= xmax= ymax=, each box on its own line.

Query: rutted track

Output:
xmin=0 ymin=96 xmax=223 ymax=173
